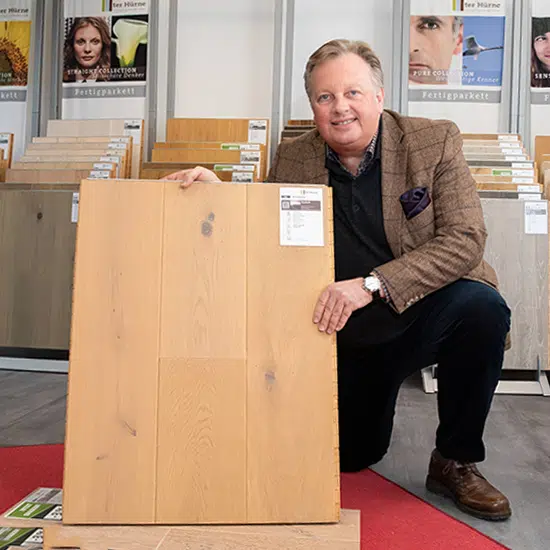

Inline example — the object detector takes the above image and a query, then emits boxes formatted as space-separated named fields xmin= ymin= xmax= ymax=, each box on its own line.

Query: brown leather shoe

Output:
xmin=426 ymin=449 xmax=511 ymax=521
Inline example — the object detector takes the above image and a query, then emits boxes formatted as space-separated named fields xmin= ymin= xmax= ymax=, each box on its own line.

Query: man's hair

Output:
xmin=453 ymin=16 xmax=464 ymax=36
xmin=303 ymin=39 xmax=384 ymax=99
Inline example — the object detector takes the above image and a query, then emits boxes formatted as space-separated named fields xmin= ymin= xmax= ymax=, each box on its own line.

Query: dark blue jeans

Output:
xmin=336 ymin=279 xmax=511 ymax=472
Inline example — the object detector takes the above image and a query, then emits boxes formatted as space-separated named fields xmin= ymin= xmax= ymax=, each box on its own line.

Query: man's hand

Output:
xmin=162 ymin=166 xmax=222 ymax=188
xmin=313 ymin=277 xmax=373 ymax=335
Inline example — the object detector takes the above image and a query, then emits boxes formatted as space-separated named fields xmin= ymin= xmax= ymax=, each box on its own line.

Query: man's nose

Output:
xmin=409 ymin=29 xmax=420 ymax=52
xmin=332 ymin=95 xmax=350 ymax=113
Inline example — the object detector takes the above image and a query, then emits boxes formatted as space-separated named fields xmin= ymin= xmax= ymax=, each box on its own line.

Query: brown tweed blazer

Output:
xmin=267 ymin=109 xmax=499 ymax=315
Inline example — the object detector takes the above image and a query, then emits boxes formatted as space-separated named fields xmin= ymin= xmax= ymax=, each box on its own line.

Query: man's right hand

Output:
xmin=162 ymin=166 xmax=221 ymax=188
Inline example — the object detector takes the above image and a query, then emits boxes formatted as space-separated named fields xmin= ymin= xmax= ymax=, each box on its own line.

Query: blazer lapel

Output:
xmin=302 ymin=131 xmax=329 ymax=186
xmin=380 ymin=111 xmax=407 ymax=258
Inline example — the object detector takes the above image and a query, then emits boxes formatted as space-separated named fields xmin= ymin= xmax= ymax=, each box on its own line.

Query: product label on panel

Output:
xmin=231 ymin=171 xmax=253 ymax=183
xmin=409 ymin=0 xmax=506 ymax=132
xmin=0 ymin=526 xmax=43 ymax=548
xmin=62 ymin=1 xmax=149 ymax=119
xmin=248 ymin=120 xmax=267 ymax=145
xmin=71 ymin=192 xmax=79 ymax=223
xmin=280 ymin=187 xmax=324 ymax=247
xmin=524 ymin=201 xmax=548 ymax=234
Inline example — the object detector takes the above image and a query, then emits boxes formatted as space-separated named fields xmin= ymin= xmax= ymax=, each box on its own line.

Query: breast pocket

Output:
xmin=401 ymin=202 xmax=435 ymax=253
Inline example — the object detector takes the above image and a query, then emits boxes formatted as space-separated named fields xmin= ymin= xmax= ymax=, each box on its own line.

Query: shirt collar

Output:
xmin=325 ymin=120 xmax=381 ymax=178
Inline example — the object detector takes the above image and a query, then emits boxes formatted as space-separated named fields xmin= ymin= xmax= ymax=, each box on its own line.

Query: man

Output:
xmin=165 ymin=39 xmax=511 ymax=522
xmin=409 ymin=15 xmax=463 ymax=85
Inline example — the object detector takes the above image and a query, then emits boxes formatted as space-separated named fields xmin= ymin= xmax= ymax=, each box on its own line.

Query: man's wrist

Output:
xmin=362 ymin=275 xmax=382 ymax=301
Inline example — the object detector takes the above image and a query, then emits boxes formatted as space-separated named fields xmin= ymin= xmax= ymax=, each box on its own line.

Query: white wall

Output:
xmin=290 ymin=0 xmax=394 ymax=120
xmin=174 ymin=0 xmax=276 ymax=118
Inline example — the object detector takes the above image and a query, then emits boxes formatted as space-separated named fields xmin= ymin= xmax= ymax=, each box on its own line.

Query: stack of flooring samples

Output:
xmin=0 ymin=120 xmax=141 ymax=352
xmin=143 ymin=118 xmax=270 ymax=182
xmin=462 ymin=133 xmax=541 ymax=200
xmin=280 ymin=119 xmax=315 ymax=142
xmin=46 ymin=118 xmax=144 ymax=179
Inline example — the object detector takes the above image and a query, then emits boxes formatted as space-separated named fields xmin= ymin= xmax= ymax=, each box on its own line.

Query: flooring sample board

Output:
xmin=46 ymin=119 xmax=143 ymax=179
xmin=166 ymin=118 xmax=270 ymax=147
xmin=140 ymin=162 xmax=258 ymax=182
xmin=42 ymin=510 xmax=359 ymax=550
xmin=151 ymin=148 xmax=264 ymax=180
xmin=6 ymin=168 xmax=116 ymax=184
xmin=481 ymin=198 xmax=549 ymax=371
xmin=0 ymin=189 xmax=77 ymax=349
xmin=63 ymin=180 xmax=338 ymax=525
xmin=462 ymin=133 xmax=521 ymax=141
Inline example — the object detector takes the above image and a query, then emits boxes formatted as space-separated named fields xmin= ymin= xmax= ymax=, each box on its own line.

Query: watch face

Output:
xmin=365 ymin=277 xmax=380 ymax=292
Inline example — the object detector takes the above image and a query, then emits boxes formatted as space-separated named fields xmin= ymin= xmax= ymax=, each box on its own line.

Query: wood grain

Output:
xmin=6 ymin=168 xmax=116 ymax=184
xmin=63 ymin=180 xmax=165 ymax=524
xmin=156 ymin=182 xmax=247 ymax=523
xmin=166 ymin=118 xmax=270 ymax=146
xmin=46 ymin=119 xmax=143 ymax=179
xmin=481 ymin=198 xmax=548 ymax=370
xmin=42 ymin=510 xmax=359 ymax=550
xmin=246 ymin=184 xmax=340 ymax=523
xmin=0 ymin=190 xmax=76 ymax=349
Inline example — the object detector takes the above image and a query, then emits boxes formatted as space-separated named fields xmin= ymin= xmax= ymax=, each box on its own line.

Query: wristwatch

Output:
xmin=362 ymin=275 xmax=382 ymax=301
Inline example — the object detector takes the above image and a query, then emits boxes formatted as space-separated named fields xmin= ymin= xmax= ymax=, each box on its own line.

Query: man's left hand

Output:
xmin=313 ymin=278 xmax=372 ymax=335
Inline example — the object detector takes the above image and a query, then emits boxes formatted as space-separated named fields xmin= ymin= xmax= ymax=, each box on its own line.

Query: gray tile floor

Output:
xmin=1 ymin=369 xmax=549 ymax=549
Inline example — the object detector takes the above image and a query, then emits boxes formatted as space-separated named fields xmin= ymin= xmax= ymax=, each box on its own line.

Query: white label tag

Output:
xmin=248 ymin=119 xmax=268 ymax=145
xmin=89 ymin=170 xmax=111 ymax=179
xmin=501 ymin=149 xmax=522 ymax=155
xmin=93 ymin=163 xmax=114 ymax=170
xmin=107 ymin=143 xmax=126 ymax=150
xmin=505 ymin=156 xmax=527 ymax=161
xmin=519 ymin=193 xmax=542 ymax=200
xmin=518 ymin=185 xmax=541 ymax=193
xmin=231 ymin=171 xmax=253 ymax=183
xmin=512 ymin=178 xmax=535 ymax=184
xmin=280 ymin=187 xmax=324 ymax=247
xmin=499 ymin=142 xmax=521 ymax=149
xmin=99 ymin=156 xmax=120 ymax=163
xmin=71 ymin=193 xmax=79 ymax=223
xmin=221 ymin=143 xmax=260 ymax=151
xmin=524 ymin=201 xmax=548 ymax=234
xmin=240 ymin=151 xmax=260 ymax=163
xmin=213 ymin=164 xmax=255 ymax=172
xmin=0 ymin=133 xmax=9 ymax=146
xmin=512 ymin=163 xmax=533 ymax=169
xmin=124 ymin=119 xmax=143 ymax=143
xmin=498 ymin=135 xmax=519 ymax=141
xmin=110 ymin=137 xmax=131 ymax=143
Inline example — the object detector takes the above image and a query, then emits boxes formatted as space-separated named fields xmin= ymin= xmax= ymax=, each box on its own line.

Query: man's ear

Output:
xmin=376 ymin=87 xmax=385 ymax=112
xmin=453 ymin=25 xmax=464 ymax=55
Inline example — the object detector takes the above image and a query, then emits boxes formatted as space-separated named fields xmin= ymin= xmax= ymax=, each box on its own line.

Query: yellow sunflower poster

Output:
xmin=0 ymin=20 xmax=30 ymax=86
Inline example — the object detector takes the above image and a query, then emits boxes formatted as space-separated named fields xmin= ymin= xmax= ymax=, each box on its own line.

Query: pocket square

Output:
xmin=399 ymin=187 xmax=431 ymax=220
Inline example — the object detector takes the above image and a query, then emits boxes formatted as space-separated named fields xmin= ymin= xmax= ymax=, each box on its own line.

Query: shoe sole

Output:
xmin=425 ymin=475 xmax=511 ymax=522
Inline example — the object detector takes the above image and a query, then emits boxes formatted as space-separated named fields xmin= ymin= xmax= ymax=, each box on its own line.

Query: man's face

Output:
xmin=409 ymin=16 xmax=463 ymax=84
xmin=309 ymin=53 xmax=384 ymax=155
xmin=534 ymin=32 xmax=550 ymax=71
xmin=74 ymin=24 xmax=102 ymax=69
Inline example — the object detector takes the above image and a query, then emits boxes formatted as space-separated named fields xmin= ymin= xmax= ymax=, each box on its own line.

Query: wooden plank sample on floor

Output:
xmin=0 ymin=190 xmax=77 ymax=349
xmin=63 ymin=181 xmax=165 ymax=524
xmin=63 ymin=180 xmax=339 ymax=525
xmin=42 ymin=510 xmax=359 ymax=550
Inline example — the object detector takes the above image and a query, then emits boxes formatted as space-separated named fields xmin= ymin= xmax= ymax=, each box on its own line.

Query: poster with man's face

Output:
xmin=409 ymin=10 xmax=505 ymax=88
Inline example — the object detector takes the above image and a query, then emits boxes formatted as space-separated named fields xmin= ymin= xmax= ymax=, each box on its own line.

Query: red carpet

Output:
xmin=0 ymin=445 xmax=507 ymax=549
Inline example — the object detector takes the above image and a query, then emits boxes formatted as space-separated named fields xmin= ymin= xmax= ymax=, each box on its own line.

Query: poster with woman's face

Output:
xmin=63 ymin=14 xmax=148 ymax=84
xmin=532 ymin=17 xmax=550 ymax=88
